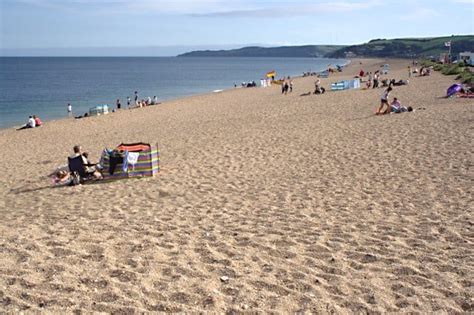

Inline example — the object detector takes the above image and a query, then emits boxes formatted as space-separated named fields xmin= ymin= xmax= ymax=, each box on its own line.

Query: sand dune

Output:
xmin=1 ymin=59 xmax=473 ymax=313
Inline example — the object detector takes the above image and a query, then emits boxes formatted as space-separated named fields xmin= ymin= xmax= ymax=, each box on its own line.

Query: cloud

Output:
xmin=14 ymin=0 xmax=382 ymax=17
xmin=400 ymin=7 xmax=440 ymax=21
xmin=191 ymin=1 xmax=382 ymax=17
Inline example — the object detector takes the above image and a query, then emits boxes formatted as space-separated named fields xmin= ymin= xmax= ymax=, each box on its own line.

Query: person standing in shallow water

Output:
xmin=116 ymin=99 xmax=121 ymax=110
xmin=67 ymin=103 xmax=72 ymax=117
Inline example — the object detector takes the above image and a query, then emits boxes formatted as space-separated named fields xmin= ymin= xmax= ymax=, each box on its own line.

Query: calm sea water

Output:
xmin=0 ymin=57 xmax=347 ymax=129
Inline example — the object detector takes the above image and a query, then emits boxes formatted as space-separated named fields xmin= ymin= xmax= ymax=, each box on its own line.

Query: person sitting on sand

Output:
xmin=390 ymin=97 xmax=406 ymax=113
xmin=313 ymin=79 xmax=325 ymax=94
xmin=33 ymin=115 xmax=42 ymax=127
xmin=17 ymin=116 xmax=36 ymax=130
xmin=376 ymin=86 xmax=392 ymax=115
xmin=70 ymin=145 xmax=102 ymax=179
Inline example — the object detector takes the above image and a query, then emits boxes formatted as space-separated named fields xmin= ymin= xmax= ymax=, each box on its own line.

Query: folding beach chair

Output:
xmin=68 ymin=155 xmax=97 ymax=183
xmin=68 ymin=155 xmax=86 ymax=176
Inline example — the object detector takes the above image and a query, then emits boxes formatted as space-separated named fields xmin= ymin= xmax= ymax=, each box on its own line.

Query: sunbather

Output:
xmin=17 ymin=116 xmax=36 ymax=130
xmin=390 ymin=98 xmax=413 ymax=113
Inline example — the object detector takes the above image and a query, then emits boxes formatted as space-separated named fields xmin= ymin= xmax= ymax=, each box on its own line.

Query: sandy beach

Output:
xmin=0 ymin=58 xmax=472 ymax=313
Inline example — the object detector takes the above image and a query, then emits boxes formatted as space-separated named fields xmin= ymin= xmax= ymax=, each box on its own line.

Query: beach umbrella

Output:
xmin=447 ymin=83 xmax=462 ymax=97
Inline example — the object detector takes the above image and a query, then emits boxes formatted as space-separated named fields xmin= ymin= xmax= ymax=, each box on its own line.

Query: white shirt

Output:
xmin=28 ymin=117 xmax=36 ymax=128
xmin=67 ymin=104 xmax=72 ymax=112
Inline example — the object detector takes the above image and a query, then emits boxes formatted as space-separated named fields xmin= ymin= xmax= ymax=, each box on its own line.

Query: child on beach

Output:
xmin=376 ymin=86 xmax=392 ymax=115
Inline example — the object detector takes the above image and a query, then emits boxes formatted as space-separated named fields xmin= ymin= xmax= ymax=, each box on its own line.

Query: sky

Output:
xmin=0 ymin=0 xmax=473 ymax=56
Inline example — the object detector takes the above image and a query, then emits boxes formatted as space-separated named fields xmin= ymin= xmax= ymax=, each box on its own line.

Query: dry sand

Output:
xmin=0 ymin=58 xmax=473 ymax=313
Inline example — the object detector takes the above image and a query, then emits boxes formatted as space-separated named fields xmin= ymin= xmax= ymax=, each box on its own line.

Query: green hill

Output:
xmin=327 ymin=35 xmax=474 ymax=58
xmin=178 ymin=45 xmax=344 ymax=58
xmin=178 ymin=36 xmax=473 ymax=59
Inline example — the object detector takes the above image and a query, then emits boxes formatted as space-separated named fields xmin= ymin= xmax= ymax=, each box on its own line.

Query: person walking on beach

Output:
xmin=134 ymin=91 xmax=138 ymax=105
xmin=67 ymin=103 xmax=72 ymax=117
xmin=376 ymin=86 xmax=392 ymax=115
xmin=289 ymin=79 xmax=293 ymax=93
xmin=127 ymin=96 xmax=131 ymax=108
xmin=116 ymin=99 xmax=121 ymax=110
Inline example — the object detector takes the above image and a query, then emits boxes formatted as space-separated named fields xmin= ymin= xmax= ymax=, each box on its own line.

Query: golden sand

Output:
xmin=0 ymin=59 xmax=472 ymax=312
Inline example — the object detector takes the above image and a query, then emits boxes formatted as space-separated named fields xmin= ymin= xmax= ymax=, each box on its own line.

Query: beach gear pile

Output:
xmin=100 ymin=142 xmax=160 ymax=180
xmin=89 ymin=104 xmax=109 ymax=116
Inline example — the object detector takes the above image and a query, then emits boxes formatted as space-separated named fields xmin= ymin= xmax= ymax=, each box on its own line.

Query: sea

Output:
xmin=0 ymin=57 xmax=347 ymax=129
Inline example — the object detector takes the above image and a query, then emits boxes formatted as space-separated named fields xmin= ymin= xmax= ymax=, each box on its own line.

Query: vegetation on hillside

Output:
xmin=178 ymin=35 xmax=474 ymax=59
xmin=325 ymin=35 xmax=474 ymax=58
xmin=421 ymin=60 xmax=474 ymax=85
xmin=178 ymin=45 xmax=344 ymax=58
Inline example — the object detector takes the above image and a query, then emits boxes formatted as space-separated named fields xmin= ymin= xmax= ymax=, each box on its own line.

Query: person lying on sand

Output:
xmin=74 ymin=112 xmax=89 ymax=119
xmin=52 ymin=170 xmax=74 ymax=186
xmin=390 ymin=97 xmax=413 ymax=113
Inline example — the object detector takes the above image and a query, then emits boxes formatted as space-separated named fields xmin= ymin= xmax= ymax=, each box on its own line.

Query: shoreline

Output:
xmin=0 ymin=57 xmax=348 ymax=130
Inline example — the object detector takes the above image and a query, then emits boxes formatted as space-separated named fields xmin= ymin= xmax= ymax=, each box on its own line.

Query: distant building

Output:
xmin=344 ymin=51 xmax=356 ymax=58
xmin=459 ymin=52 xmax=473 ymax=65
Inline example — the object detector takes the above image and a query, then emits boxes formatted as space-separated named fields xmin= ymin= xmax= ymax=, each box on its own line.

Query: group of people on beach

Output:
xmin=409 ymin=66 xmax=432 ymax=77
xmin=17 ymin=115 xmax=43 ymax=130
xmin=67 ymin=91 xmax=160 ymax=119
xmin=130 ymin=91 xmax=160 ymax=108
xmin=363 ymin=71 xmax=382 ymax=88
xmin=357 ymin=67 xmax=414 ymax=115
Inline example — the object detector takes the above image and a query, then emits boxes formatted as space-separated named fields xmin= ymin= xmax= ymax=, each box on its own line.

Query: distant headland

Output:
xmin=178 ymin=35 xmax=474 ymax=58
